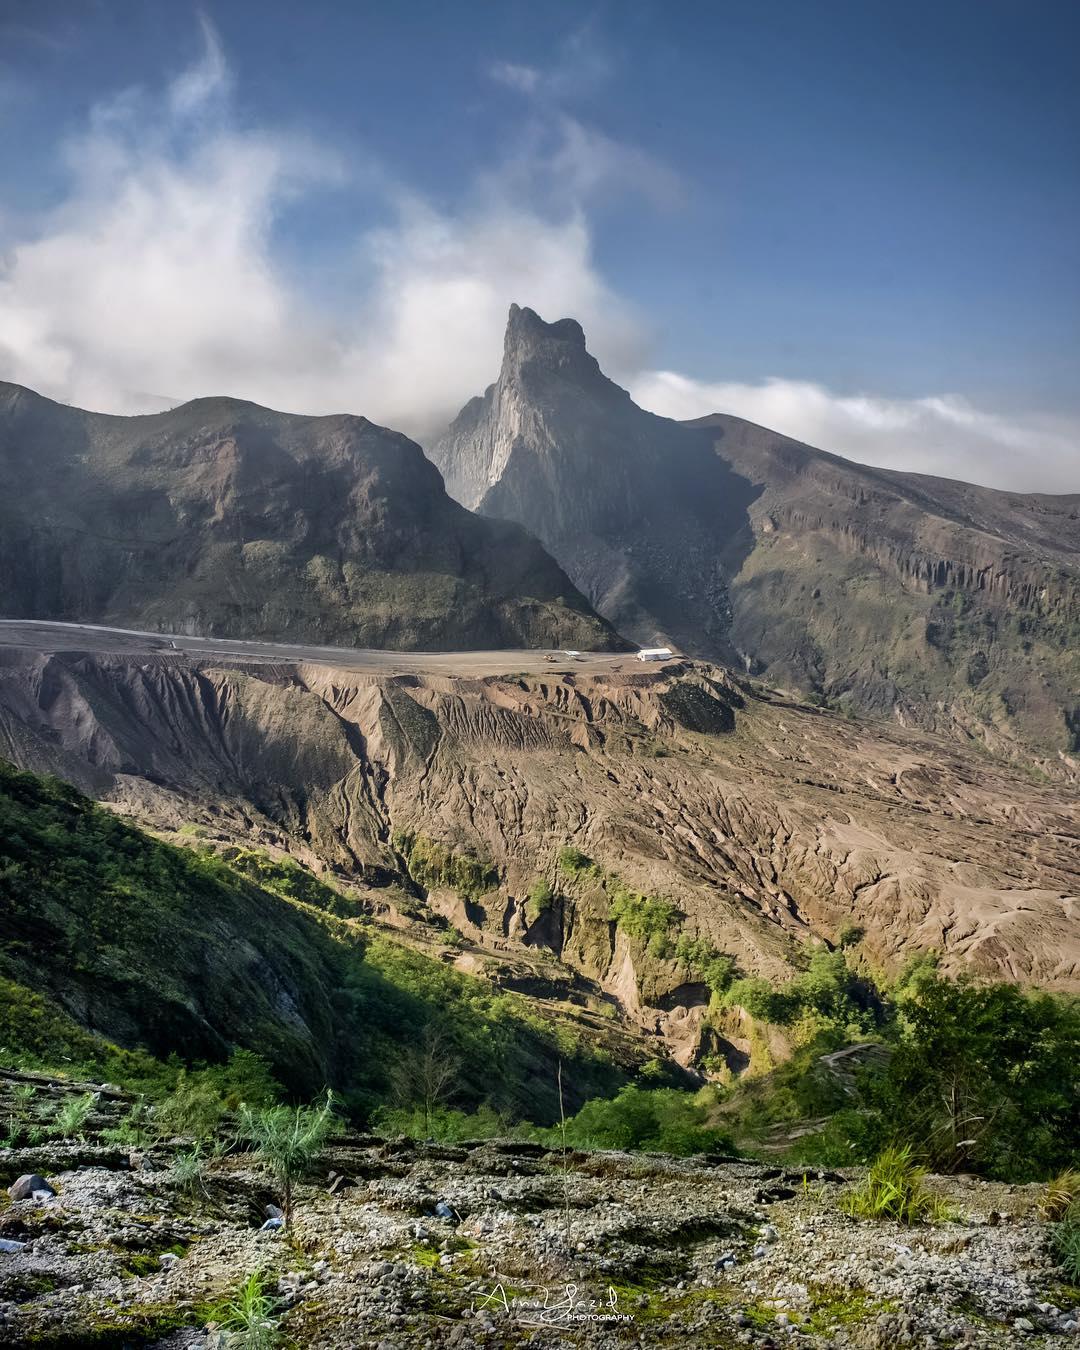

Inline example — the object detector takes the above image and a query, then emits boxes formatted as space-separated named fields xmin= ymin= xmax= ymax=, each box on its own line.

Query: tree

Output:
xmin=875 ymin=977 xmax=1080 ymax=1177
xmin=236 ymin=1093 xmax=337 ymax=1227
xmin=390 ymin=1023 xmax=462 ymax=1137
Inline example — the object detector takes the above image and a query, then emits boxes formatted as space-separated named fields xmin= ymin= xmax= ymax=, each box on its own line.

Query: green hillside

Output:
xmin=0 ymin=760 xmax=627 ymax=1120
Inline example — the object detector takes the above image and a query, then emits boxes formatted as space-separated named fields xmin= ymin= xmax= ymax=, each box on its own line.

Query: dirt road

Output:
xmin=0 ymin=619 xmax=653 ymax=676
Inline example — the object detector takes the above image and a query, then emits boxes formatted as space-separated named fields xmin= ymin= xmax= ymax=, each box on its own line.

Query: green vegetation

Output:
xmin=720 ymin=954 xmax=1079 ymax=1182
xmin=608 ymin=887 xmax=679 ymax=954
xmin=213 ymin=847 xmax=361 ymax=919
xmin=840 ymin=1145 xmax=949 ymax=1224
xmin=52 ymin=1091 xmax=97 ymax=1140
xmin=526 ymin=876 xmax=555 ymax=920
xmin=171 ymin=1144 xmax=207 ymax=1195
xmin=376 ymin=1083 xmax=735 ymax=1156
xmin=724 ymin=948 xmax=882 ymax=1039
xmin=1052 ymin=1208 xmax=1080 ymax=1283
xmin=0 ymin=760 xmax=631 ymax=1132
xmin=1041 ymin=1171 xmax=1080 ymax=1222
xmin=555 ymin=846 xmax=736 ymax=982
xmin=204 ymin=1268 xmax=282 ymax=1349
xmin=545 ymin=1083 xmax=734 ymax=1155
xmin=236 ymin=1093 xmax=339 ymax=1227
xmin=392 ymin=829 xmax=497 ymax=900
xmin=557 ymin=845 xmax=592 ymax=876
xmin=672 ymin=936 xmax=737 ymax=996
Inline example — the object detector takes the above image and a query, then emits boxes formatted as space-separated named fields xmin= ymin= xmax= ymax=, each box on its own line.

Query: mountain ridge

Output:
xmin=0 ymin=378 xmax=625 ymax=653
xmin=430 ymin=306 xmax=1080 ymax=773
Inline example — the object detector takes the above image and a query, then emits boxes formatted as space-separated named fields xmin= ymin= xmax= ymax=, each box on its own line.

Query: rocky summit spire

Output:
xmin=500 ymin=303 xmax=604 ymax=390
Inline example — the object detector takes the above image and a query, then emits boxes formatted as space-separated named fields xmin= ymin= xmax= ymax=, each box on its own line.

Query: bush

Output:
xmin=170 ymin=1144 xmax=206 ymax=1194
xmin=841 ymin=1145 xmax=949 ymax=1224
xmin=557 ymin=846 xmax=594 ymax=877
xmin=51 ymin=1092 xmax=97 ymax=1140
xmin=526 ymin=877 xmax=555 ymax=920
xmin=154 ymin=1073 xmax=227 ymax=1142
xmin=875 ymin=977 xmax=1080 ymax=1178
xmin=392 ymin=831 xmax=496 ymax=901
xmin=608 ymin=885 xmax=678 ymax=955
xmin=555 ymin=1084 xmax=734 ymax=1156
xmin=673 ymin=936 xmax=737 ymax=995
xmin=372 ymin=1104 xmax=507 ymax=1143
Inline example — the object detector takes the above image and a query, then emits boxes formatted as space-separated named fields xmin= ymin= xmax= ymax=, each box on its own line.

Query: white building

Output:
xmin=636 ymin=647 xmax=673 ymax=662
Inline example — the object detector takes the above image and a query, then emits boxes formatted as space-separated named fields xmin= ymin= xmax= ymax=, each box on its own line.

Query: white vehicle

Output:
xmin=636 ymin=647 xmax=673 ymax=662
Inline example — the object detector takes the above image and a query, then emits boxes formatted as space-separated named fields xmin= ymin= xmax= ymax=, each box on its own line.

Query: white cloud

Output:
xmin=0 ymin=21 xmax=1075 ymax=495
xmin=0 ymin=19 xmax=648 ymax=440
xmin=630 ymin=371 xmax=1080 ymax=494
xmin=489 ymin=61 xmax=540 ymax=94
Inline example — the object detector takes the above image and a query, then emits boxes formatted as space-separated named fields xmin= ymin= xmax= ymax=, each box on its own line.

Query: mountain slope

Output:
xmin=429 ymin=307 xmax=1080 ymax=771
xmin=0 ymin=757 xmax=633 ymax=1115
xmin=0 ymin=381 xmax=623 ymax=651
xmin=0 ymin=640 xmax=1075 ymax=1090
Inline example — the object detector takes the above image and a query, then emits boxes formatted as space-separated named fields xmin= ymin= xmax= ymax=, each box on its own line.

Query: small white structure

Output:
xmin=637 ymin=647 xmax=673 ymax=662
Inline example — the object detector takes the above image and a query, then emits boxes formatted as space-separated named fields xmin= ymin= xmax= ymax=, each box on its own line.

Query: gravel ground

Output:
xmin=1 ymin=1136 xmax=1077 ymax=1347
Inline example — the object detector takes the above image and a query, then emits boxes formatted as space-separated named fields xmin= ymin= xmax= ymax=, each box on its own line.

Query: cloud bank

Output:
xmin=0 ymin=21 xmax=1076 ymax=493
xmin=631 ymin=372 xmax=1080 ymax=494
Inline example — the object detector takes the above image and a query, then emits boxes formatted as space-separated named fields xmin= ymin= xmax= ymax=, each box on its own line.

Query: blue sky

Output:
xmin=1 ymin=0 xmax=1077 ymax=489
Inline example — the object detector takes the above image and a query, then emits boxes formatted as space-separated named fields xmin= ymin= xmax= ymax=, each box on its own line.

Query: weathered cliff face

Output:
xmin=430 ymin=307 xmax=1080 ymax=771
xmin=431 ymin=306 xmax=757 ymax=656
xmin=1 ymin=645 xmax=1075 ymax=1071
xmin=0 ymin=381 xmax=622 ymax=652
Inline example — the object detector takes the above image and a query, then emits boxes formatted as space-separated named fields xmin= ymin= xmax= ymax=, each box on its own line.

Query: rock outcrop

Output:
xmin=0 ymin=380 xmax=623 ymax=652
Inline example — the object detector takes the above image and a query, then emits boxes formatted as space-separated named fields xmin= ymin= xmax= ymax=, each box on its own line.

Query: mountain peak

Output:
xmin=502 ymin=303 xmax=599 ymax=385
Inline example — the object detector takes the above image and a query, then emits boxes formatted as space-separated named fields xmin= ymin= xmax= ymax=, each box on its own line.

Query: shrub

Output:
xmin=393 ymin=831 xmax=497 ymax=901
xmin=102 ymin=1098 xmax=154 ymax=1147
xmin=171 ymin=1144 xmax=206 ymax=1195
xmin=608 ymin=886 xmax=678 ymax=955
xmin=205 ymin=1268 xmax=281 ymax=1349
xmin=837 ymin=923 xmax=865 ymax=949
xmin=236 ymin=1093 xmax=338 ymax=1226
xmin=557 ymin=846 xmax=593 ymax=877
xmin=879 ymin=977 xmax=1080 ymax=1177
xmin=841 ymin=1145 xmax=949 ymax=1224
xmin=526 ymin=877 xmax=555 ymax=920
xmin=556 ymin=1084 xmax=735 ymax=1156
xmin=4 ymin=1082 xmax=40 ymax=1147
xmin=154 ymin=1073 xmax=227 ymax=1142
xmin=673 ymin=936 xmax=737 ymax=995
xmin=372 ymin=1103 xmax=507 ymax=1143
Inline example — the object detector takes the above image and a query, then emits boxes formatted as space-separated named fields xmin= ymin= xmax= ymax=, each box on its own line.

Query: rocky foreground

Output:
xmin=1 ymin=1109 xmax=1077 ymax=1347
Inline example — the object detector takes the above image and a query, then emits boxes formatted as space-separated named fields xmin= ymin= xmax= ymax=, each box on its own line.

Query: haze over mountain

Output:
xmin=0 ymin=380 xmax=622 ymax=652
xmin=431 ymin=306 xmax=1080 ymax=773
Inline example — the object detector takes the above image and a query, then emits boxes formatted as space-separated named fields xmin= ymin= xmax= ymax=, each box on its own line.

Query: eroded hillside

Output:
xmin=1 ymin=643 xmax=1075 ymax=1074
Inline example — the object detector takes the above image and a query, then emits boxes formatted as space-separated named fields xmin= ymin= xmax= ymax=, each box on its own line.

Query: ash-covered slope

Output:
xmin=430 ymin=307 xmax=1080 ymax=770
xmin=0 ymin=643 xmax=1075 ymax=1062
xmin=0 ymin=381 xmax=623 ymax=651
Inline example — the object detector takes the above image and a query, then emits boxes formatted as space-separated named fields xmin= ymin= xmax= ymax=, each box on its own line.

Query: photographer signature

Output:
xmin=474 ymin=1277 xmax=633 ymax=1326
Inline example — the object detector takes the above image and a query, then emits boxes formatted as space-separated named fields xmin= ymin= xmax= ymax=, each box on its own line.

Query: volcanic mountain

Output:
xmin=0 ymin=381 xmax=623 ymax=651
xmin=430 ymin=305 xmax=1080 ymax=773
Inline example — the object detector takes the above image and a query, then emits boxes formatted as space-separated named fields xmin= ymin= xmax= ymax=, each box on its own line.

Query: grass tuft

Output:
xmin=841 ymin=1145 xmax=950 ymax=1224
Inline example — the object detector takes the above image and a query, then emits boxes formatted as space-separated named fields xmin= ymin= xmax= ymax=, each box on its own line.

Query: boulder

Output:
xmin=7 ymin=1174 xmax=55 ymax=1202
